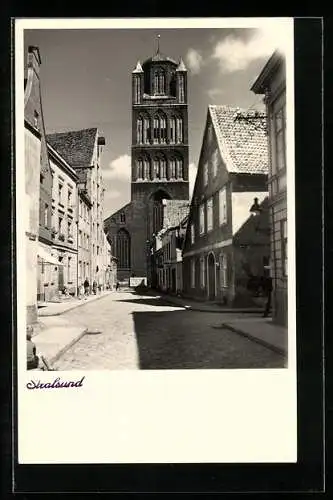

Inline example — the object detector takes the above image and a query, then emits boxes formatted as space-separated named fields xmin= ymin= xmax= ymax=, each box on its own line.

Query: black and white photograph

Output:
xmin=16 ymin=17 xmax=297 ymax=465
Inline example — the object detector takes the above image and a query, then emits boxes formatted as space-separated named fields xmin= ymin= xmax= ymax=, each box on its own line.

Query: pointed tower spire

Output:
xmin=156 ymin=34 xmax=161 ymax=54
xmin=176 ymin=57 xmax=187 ymax=72
xmin=132 ymin=60 xmax=143 ymax=73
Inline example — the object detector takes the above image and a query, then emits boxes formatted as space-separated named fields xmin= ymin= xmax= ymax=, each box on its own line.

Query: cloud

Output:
xmin=211 ymin=27 xmax=286 ymax=73
xmin=186 ymin=48 xmax=203 ymax=75
xmin=188 ymin=162 xmax=197 ymax=197
xmin=103 ymin=154 xmax=131 ymax=181
xmin=207 ymin=88 xmax=225 ymax=99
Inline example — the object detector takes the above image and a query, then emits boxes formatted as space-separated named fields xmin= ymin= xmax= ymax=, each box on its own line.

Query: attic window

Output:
xmin=120 ymin=213 xmax=126 ymax=224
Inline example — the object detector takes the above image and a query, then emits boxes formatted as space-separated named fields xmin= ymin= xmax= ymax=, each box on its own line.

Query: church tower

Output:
xmin=130 ymin=39 xmax=189 ymax=277
xmin=104 ymin=39 xmax=190 ymax=282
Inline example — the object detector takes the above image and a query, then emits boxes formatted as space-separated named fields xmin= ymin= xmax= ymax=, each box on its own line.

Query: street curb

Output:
xmin=215 ymin=323 xmax=287 ymax=357
xmin=39 ymin=292 xmax=112 ymax=317
xmin=160 ymin=296 xmax=263 ymax=314
xmin=49 ymin=328 xmax=88 ymax=365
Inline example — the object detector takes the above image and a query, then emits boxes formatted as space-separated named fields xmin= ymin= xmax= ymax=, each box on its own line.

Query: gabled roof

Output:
xmin=163 ymin=200 xmax=190 ymax=229
xmin=208 ymin=105 xmax=268 ymax=175
xmin=46 ymin=128 xmax=98 ymax=168
xmin=104 ymin=202 xmax=131 ymax=225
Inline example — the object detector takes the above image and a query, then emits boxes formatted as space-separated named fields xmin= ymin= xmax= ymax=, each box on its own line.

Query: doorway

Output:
xmin=208 ymin=252 xmax=216 ymax=300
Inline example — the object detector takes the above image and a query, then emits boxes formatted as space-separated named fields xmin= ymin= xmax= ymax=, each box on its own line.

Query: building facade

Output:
xmin=104 ymin=46 xmax=190 ymax=282
xmin=251 ymin=51 xmax=287 ymax=325
xmin=182 ymin=105 xmax=269 ymax=306
xmin=47 ymin=128 xmax=110 ymax=291
xmin=24 ymin=46 xmax=58 ymax=319
xmin=155 ymin=215 xmax=188 ymax=294
xmin=48 ymin=143 xmax=79 ymax=296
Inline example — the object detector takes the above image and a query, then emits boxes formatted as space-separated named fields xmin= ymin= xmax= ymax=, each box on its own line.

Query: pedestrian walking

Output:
xmin=115 ymin=281 xmax=120 ymax=291
xmin=78 ymin=283 xmax=84 ymax=299
xmin=92 ymin=280 xmax=97 ymax=295
xmin=84 ymin=278 xmax=90 ymax=298
xmin=263 ymin=267 xmax=273 ymax=318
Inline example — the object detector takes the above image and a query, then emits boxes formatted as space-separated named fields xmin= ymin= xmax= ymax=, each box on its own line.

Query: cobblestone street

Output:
xmin=53 ymin=292 xmax=284 ymax=370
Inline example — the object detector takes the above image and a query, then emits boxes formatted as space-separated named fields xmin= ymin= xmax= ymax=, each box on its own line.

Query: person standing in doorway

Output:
xmin=84 ymin=278 xmax=90 ymax=298
xmin=263 ymin=266 xmax=273 ymax=318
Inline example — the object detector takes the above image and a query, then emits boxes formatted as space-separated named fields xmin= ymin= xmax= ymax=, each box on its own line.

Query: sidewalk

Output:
xmin=32 ymin=315 xmax=87 ymax=366
xmin=158 ymin=293 xmax=263 ymax=314
xmin=213 ymin=316 xmax=288 ymax=357
xmin=38 ymin=290 xmax=112 ymax=317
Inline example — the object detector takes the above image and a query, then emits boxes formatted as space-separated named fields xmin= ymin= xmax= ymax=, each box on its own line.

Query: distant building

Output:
xmin=48 ymin=143 xmax=79 ymax=296
xmin=155 ymin=214 xmax=188 ymax=294
xmin=47 ymin=128 xmax=110 ymax=291
xmin=104 ymin=44 xmax=190 ymax=283
xmin=24 ymin=46 xmax=57 ymax=320
xmin=251 ymin=51 xmax=287 ymax=325
xmin=182 ymin=105 xmax=269 ymax=306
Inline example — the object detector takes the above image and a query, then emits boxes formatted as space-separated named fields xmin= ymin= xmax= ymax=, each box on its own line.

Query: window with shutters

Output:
xmin=199 ymin=204 xmax=205 ymax=235
xmin=207 ymin=197 xmax=213 ymax=232
xmin=219 ymin=187 xmax=227 ymax=225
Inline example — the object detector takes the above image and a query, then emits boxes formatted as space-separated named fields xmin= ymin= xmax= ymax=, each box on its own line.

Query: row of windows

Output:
xmin=190 ymin=253 xmax=228 ymax=288
xmin=57 ymin=182 xmax=74 ymax=208
xmin=133 ymin=72 xmax=185 ymax=102
xmin=136 ymin=115 xmax=183 ymax=144
xmin=136 ymin=156 xmax=184 ymax=181
xmin=190 ymin=187 xmax=227 ymax=242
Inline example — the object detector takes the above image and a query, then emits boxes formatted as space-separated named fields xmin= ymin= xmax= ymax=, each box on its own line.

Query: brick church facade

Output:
xmin=104 ymin=47 xmax=189 ymax=282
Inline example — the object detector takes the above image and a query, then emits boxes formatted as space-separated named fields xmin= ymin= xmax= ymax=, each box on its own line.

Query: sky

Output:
xmin=23 ymin=22 xmax=288 ymax=217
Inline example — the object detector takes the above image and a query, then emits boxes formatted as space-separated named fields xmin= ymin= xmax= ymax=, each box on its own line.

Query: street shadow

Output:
xmin=132 ymin=309 xmax=285 ymax=370
xmin=115 ymin=297 xmax=182 ymax=308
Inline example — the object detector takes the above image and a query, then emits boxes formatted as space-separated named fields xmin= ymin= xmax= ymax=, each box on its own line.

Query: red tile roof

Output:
xmin=46 ymin=128 xmax=98 ymax=168
xmin=209 ymin=105 xmax=269 ymax=174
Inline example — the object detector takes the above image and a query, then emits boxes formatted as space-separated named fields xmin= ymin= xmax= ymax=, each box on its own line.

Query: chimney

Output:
xmin=28 ymin=46 xmax=42 ymax=76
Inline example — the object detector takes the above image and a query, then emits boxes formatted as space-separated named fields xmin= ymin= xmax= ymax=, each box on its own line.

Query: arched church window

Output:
xmin=116 ymin=229 xmax=130 ymax=269
xmin=137 ymin=116 xmax=143 ymax=144
xmin=177 ymin=117 xmax=183 ymax=143
xmin=160 ymin=114 xmax=167 ymax=143
xmin=176 ymin=157 xmax=184 ymax=179
xmin=137 ymin=158 xmax=143 ymax=180
xmin=143 ymin=116 xmax=150 ymax=144
xmin=154 ymin=69 xmax=165 ymax=95
xmin=153 ymin=158 xmax=160 ymax=180
xmin=169 ymin=157 xmax=176 ymax=179
xmin=153 ymin=115 xmax=159 ymax=144
xmin=160 ymin=155 xmax=166 ymax=179
xmin=170 ymin=116 xmax=176 ymax=144
xmin=143 ymin=157 xmax=150 ymax=180
xmin=178 ymin=74 xmax=185 ymax=103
